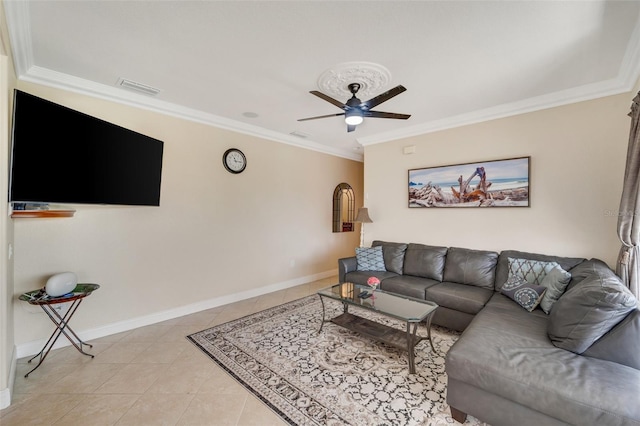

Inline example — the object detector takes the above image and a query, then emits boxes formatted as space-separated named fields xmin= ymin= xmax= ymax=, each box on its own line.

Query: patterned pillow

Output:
xmin=355 ymin=246 xmax=386 ymax=272
xmin=508 ymin=257 xmax=559 ymax=285
xmin=501 ymin=275 xmax=547 ymax=312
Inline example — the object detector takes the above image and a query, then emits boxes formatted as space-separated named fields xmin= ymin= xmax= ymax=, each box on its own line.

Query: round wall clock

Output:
xmin=222 ymin=148 xmax=247 ymax=174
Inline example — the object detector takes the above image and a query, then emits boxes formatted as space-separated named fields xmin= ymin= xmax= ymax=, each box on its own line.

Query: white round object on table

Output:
xmin=45 ymin=272 xmax=78 ymax=297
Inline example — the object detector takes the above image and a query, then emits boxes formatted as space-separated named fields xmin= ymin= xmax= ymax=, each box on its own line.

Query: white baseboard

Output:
xmin=16 ymin=269 xmax=337 ymax=359
xmin=0 ymin=346 xmax=16 ymax=409
xmin=0 ymin=387 xmax=9 ymax=410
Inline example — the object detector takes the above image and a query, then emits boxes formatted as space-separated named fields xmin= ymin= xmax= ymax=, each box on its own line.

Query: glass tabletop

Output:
xmin=317 ymin=282 xmax=437 ymax=322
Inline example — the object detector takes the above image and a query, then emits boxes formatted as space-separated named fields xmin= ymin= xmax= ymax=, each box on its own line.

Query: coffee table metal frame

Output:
xmin=317 ymin=282 xmax=438 ymax=374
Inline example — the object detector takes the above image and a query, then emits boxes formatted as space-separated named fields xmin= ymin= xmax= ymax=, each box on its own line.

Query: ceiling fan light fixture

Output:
xmin=345 ymin=110 xmax=364 ymax=126
xmin=299 ymin=83 xmax=409 ymax=133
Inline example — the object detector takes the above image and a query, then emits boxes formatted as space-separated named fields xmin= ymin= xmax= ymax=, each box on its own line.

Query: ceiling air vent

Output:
xmin=290 ymin=131 xmax=310 ymax=139
xmin=116 ymin=78 xmax=162 ymax=96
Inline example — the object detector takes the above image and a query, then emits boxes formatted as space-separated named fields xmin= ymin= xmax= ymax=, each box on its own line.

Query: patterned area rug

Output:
xmin=187 ymin=295 xmax=486 ymax=426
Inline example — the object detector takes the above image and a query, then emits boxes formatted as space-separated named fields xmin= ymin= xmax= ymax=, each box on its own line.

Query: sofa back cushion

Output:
xmin=402 ymin=243 xmax=448 ymax=281
xmin=582 ymin=309 xmax=640 ymax=370
xmin=495 ymin=250 xmax=585 ymax=292
xmin=371 ymin=241 xmax=408 ymax=274
xmin=547 ymin=266 xmax=638 ymax=354
xmin=565 ymin=258 xmax=611 ymax=292
xmin=443 ymin=247 xmax=498 ymax=290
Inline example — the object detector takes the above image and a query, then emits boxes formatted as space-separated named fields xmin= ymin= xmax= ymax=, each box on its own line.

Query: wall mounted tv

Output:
xmin=9 ymin=90 xmax=164 ymax=207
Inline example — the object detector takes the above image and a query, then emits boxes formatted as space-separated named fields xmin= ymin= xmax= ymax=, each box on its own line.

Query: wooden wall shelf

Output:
xmin=11 ymin=210 xmax=76 ymax=218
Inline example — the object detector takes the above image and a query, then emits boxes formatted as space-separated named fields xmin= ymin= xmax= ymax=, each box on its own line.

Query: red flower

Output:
xmin=367 ymin=277 xmax=380 ymax=287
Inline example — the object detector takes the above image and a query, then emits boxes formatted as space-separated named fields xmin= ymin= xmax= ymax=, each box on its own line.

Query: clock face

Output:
xmin=223 ymin=149 xmax=246 ymax=173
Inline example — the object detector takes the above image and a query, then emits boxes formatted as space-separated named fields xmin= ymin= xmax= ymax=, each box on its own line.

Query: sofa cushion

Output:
xmin=539 ymin=265 xmax=571 ymax=314
xmin=582 ymin=309 xmax=640 ymax=370
xmin=566 ymin=258 xmax=611 ymax=292
xmin=547 ymin=267 xmax=638 ymax=354
xmin=381 ymin=275 xmax=439 ymax=300
xmin=426 ymin=282 xmax=493 ymax=315
xmin=500 ymin=275 xmax=546 ymax=312
xmin=443 ymin=247 xmax=498 ymax=290
xmin=446 ymin=293 xmax=640 ymax=426
xmin=402 ymin=243 xmax=448 ymax=281
xmin=355 ymin=246 xmax=386 ymax=271
xmin=495 ymin=250 xmax=585 ymax=292
xmin=371 ymin=241 xmax=407 ymax=275
xmin=345 ymin=270 xmax=399 ymax=287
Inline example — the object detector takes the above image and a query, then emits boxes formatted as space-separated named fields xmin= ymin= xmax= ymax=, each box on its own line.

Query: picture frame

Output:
xmin=409 ymin=156 xmax=530 ymax=208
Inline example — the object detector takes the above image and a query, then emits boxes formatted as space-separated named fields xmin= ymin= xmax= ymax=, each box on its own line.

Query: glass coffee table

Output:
xmin=317 ymin=282 xmax=438 ymax=374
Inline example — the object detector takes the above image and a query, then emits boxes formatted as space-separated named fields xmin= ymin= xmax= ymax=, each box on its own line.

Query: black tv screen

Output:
xmin=9 ymin=90 xmax=164 ymax=206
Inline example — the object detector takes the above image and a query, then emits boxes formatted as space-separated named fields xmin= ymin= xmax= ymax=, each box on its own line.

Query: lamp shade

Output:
xmin=355 ymin=207 xmax=373 ymax=223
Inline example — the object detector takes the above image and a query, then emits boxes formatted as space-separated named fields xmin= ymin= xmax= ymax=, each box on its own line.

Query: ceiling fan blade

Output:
xmin=347 ymin=124 xmax=356 ymax=133
xmin=310 ymin=91 xmax=348 ymax=110
xmin=360 ymin=85 xmax=407 ymax=110
xmin=298 ymin=112 xmax=345 ymax=122
xmin=364 ymin=110 xmax=411 ymax=120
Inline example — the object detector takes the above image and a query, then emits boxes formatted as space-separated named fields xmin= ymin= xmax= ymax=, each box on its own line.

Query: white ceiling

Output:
xmin=5 ymin=1 xmax=640 ymax=161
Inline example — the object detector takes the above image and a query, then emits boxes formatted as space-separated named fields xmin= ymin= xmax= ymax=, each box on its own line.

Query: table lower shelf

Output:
xmin=330 ymin=312 xmax=425 ymax=351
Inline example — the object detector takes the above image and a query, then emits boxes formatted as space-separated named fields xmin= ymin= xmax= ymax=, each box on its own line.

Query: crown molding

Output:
xmin=4 ymin=2 xmax=362 ymax=162
xmin=357 ymin=76 xmax=633 ymax=146
xmin=4 ymin=0 xmax=32 ymax=76
xmin=7 ymin=0 xmax=640 ymax=155
xmin=617 ymin=12 xmax=640 ymax=92
xmin=19 ymin=67 xmax=363 ymax=162
xmin=358 ymin=17 xmax=640 ymax=147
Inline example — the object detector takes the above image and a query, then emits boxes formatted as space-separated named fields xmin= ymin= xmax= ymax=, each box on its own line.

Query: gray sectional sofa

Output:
xmin=338 ymin=240 xmax=640 ymax=426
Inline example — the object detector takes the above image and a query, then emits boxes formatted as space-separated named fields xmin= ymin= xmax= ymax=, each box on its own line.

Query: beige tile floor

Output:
xmin=0 ymin=277 xmax=336 ymax=425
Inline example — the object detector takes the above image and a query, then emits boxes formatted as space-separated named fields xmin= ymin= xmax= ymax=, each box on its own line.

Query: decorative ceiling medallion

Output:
xmin=317 ymin=62 xmax=392 ymax=100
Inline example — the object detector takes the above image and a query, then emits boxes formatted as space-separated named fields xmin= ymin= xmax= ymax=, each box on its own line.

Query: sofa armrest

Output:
xmin=338 ymin=256 xmax=357 ymax=283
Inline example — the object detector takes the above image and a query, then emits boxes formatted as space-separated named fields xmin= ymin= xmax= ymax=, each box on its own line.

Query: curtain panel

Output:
xmin=616 ymin=92 xmax=640 ymax=298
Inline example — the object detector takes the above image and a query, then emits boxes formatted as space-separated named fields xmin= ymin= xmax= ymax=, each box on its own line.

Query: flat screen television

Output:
xmin=9 ymin=90 xmax=164 ymax=207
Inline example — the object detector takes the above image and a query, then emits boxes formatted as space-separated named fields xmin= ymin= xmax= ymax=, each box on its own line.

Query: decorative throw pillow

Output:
xmin=508 ymin=257 xmax=559 ymax=285
xmin=548 ymin=268 xmax=638 ymax=354
xmin=501 ymin=275 xmax=547 ymax=312
xmin=355 ymin=246 xmax=386 ymax=272
xmin=565 ymin=258 xmax=611 ymax=292
xmin=539 ymin=265 xmax=572 ymax=314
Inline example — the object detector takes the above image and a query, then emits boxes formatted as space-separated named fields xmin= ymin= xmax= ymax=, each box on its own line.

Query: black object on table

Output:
xmin=19 ymin=283 xmax=100 ymax=377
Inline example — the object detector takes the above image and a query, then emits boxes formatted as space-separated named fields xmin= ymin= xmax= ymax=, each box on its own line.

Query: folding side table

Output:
xmin=19 ymin=283 xmax=100 ymax=377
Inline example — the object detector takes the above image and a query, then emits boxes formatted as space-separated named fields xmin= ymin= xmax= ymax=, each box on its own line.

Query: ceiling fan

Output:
xmin=298 ymin=83 xmax=411 ymax=132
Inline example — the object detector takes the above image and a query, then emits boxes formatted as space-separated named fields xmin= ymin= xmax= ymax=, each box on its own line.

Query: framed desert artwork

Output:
xmin=408 ymin=156 xmax=530 ymax=208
